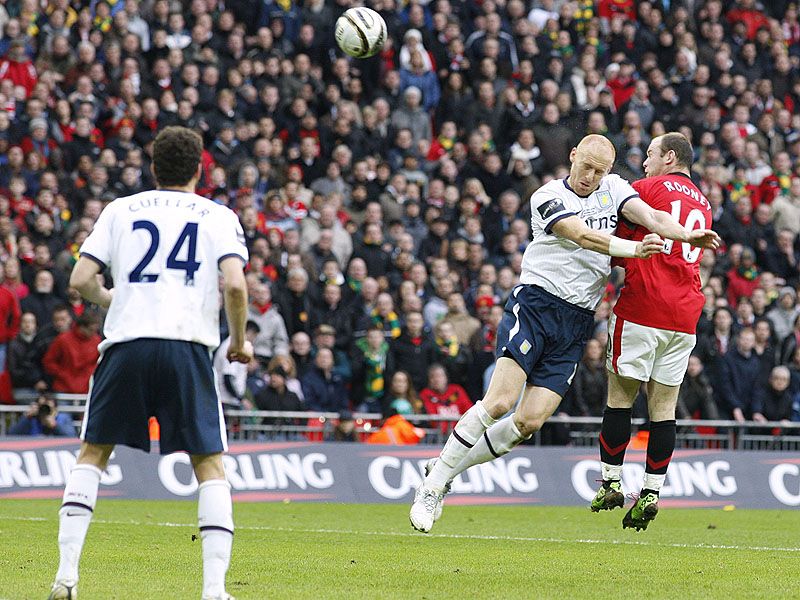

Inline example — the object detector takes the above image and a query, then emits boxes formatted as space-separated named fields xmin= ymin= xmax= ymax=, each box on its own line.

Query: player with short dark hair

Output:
xmin=591 ymin=133 xmax=713 ymax=531
xmin=48 ymin=126 xmax=251 ymax=600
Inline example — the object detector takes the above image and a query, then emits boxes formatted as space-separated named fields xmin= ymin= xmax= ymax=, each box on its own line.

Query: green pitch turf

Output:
xmin=1 ymin=500 xmax=798 ymax=599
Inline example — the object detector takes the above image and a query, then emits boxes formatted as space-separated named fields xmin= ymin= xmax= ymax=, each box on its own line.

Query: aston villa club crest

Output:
xmin=596 ymin=190 xmax=612 ymax=208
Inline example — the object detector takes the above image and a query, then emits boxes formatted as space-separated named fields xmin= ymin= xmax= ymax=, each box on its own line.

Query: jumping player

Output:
xmin=410 ymin=134 xmax=720 ymax=533
xmin=48 ymin=127 xmax=251 ymax=600
xmin=591 ymin=133 xmax=712 ymax=531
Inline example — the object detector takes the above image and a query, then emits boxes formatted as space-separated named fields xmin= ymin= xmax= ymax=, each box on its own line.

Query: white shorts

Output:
xmin=605 ymin=313 xmax=696 ymax=386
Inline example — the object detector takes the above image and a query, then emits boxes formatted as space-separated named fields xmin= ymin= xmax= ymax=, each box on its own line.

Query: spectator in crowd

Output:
xmin=755 ymin=366 xmax=795 ymax=423
xmin=441 ymin=292 xmax=480 ymax=346
xmin=33 ymin=304 xmax=72 ymax=365
xmin=247 ymin=282 xmax=289 ymax=363
xmin=41 ymin=311 xmax=100 ymax=393
xmin=351 ymin=326 xmax=392 ymax=413
xmin=768 ymin=286 xmax=800 ymax=343
xmin=312 ymin=324 xmax=352 ymax=383
xmin=695 ymin=307 xmax=734 ymax=404
xmin=389 ymin=311 xmax=436 ymax=393
xmin=0 ymin=261 xmax=20 ymax=368
xmin=753 ymin=317 xmax=776 ymax=379
xmin=382 ymin=370 xmax=423 ymax=417
xmin=300 ymin=348 xmax=349 ymax=413
xmin=726 ymin=246 xmax=761 ymax=307
xmin=677 ymin=355 xmax=720 ymax=420
xmin=252 ymin=364 xmax=304 ymax=429
xmin=419 ymin=363 xmax=473 ymax=434
xmin=718 ymin=327 xmax=766 ymax=422
xmin=780 ymin=314 xmax=800 ymax=366
xmin=8 ymin=311 xmax=46 ymax=393
xmin=20 ymin=270 xmax=61 ymax=330
xmin=564 ymin=339 xmax=607 ymax=417
xmin=275 ymin=267 xmax=318 ymax=338
xmin=317 ymin=282 xmax=352 ymax=351
xmin=9 ymin=394 xmax=75 ymax=436
xmin=433 ymin=320 xmax=472 ymax=390
xmin=290 ymin=331 xmax=313 ymax=378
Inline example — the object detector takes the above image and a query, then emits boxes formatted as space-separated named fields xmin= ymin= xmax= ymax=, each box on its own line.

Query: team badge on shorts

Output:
xmin=596 ymin=190 xmax=612 ymax=208
xmin=519 ymin=339 xmax=532 ymax=355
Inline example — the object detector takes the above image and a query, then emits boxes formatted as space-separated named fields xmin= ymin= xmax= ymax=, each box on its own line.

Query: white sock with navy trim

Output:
xmin=56 ymin=464 xmax=101 ymax=583
xmin=198 ymin=479 xmax=234 ymax=598
xmin=425 ymin=402 xmax=497 ymax=492
xmin=455 ymin=415 xmax=528 ymax=473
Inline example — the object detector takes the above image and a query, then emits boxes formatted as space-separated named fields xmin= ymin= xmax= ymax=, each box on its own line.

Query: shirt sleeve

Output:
xmin=608 ymin=174 xmax=641 ymax=214
xmin=216 ymin=208 xmax=249 ymax=265
xmin=78 ymin=204 xmax=115 ymax=269
xmin=530 ymin=191 xmax=576 ymax=234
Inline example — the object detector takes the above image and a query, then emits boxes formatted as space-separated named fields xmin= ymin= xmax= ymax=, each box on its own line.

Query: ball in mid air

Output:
xmin=335 ymin=7 xmax=387 ymax=58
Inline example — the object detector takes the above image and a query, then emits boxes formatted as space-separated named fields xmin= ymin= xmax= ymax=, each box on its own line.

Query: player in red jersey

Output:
xmin=590 ymin=133 xmax=716 ymax=530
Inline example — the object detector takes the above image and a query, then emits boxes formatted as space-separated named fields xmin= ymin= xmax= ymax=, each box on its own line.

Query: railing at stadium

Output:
xmin=3 ymin=394 xmax=800 ymax=450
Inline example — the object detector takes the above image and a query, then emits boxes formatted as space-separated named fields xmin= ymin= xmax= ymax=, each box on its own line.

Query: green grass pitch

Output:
xmin=1 ymin=499 xmax=798 ymax=599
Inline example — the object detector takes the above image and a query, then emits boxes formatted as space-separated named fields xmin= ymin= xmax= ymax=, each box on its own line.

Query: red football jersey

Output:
xmin=613 ymin=173 xmax=712 ymax=334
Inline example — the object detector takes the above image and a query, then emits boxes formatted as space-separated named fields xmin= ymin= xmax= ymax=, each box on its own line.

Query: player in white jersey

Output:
xmin=49 ymin=127 xmax=251 ymax=600
xmin=410 ymin=134 xmax=720 ymax=533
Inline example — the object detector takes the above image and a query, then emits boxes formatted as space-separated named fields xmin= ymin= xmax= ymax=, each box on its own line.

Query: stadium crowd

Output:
xmin=2 ymin=0 xmax=800 ymax=438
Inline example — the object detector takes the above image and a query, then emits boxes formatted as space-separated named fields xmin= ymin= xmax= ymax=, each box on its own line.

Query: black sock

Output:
xmin=645 ymin=419 xmax=676 ymax=477
xmin=599 ymin=407 xmax=632 ymax=469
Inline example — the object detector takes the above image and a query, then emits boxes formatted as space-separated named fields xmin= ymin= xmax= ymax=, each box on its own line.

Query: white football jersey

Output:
xmin=521 ymin=175 xmax=639 ymax=310
xmin=80 ymin=190 xmax=248 ymax=352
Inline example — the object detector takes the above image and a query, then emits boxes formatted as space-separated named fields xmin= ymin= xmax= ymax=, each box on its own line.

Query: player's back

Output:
xmin=613 ymin=174 xmax=712 ymax=334
xmin=82 ymin=190 xmax=246 ymax=351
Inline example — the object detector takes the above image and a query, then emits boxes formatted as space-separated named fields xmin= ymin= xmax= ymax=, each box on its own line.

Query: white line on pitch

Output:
xmin=6 ymin=516 xmax=800 ymax=553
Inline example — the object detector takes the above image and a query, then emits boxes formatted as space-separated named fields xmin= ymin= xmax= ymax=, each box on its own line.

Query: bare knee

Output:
xmin=513 ymin=413 xmax=545 ymax=438
xmin=482 ymin=394 xmax=516 ymax=419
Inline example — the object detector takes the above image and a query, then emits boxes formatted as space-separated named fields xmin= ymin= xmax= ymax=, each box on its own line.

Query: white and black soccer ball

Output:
xmin=335 ymin=7 xmax=387 ymax=58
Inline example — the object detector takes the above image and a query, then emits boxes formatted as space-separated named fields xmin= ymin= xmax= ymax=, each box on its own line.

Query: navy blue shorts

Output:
xmin=495 ymin=285 xmax=596 ymax=396
xmin=81 ymin=338 xmax=226 ymax=455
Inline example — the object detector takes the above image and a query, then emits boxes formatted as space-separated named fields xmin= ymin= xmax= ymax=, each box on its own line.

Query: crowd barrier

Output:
xmin=1 ymin=439 xmax=799 ymax=509
xmin=3 ymin=398 xmax=800 ymax=450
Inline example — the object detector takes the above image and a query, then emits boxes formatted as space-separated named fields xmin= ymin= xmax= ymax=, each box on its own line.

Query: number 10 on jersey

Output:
xmin=661 ymin=200 xmax=706 ymax=263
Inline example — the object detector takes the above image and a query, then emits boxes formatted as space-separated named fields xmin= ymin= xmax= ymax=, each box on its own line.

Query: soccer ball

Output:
xmin=335 ymin=7 xmax=387 ymax=58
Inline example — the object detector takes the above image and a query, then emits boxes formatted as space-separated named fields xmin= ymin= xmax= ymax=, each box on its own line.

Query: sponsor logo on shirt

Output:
xmin=538 ymin=199 xmax=566 ymax=219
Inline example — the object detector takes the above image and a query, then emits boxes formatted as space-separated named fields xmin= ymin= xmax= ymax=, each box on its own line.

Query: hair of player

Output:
xmin=152 ymin=126 xmax=203 ymax=187
xmin=659 ymin=132 xmax=693 ymax=169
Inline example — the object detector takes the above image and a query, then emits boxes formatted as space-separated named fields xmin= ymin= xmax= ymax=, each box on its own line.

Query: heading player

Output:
xmin=410 ymin=134 xmax=720 ymax=533
xmin=49 ymin=127 xmax=251 ymax=600
xmin=590 ymin=133 xmax=712 ymax=531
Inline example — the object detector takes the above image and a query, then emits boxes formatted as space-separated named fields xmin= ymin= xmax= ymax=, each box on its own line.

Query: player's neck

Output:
xmin=664 ymin=169 xmax=691 ymax=178
xmin=157 ymin=185 xmax=196 ymax=193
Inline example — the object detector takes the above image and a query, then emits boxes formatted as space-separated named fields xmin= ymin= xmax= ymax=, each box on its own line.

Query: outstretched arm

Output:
xmin=621 ymin=198 xmax=720 ymax=249
xmin=551 ymin=215 xmax=664 ymax=258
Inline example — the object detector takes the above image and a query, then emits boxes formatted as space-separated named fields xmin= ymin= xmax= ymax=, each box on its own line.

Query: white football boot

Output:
xmin=424 ymin=458 xmax=453 ymax=522
xmin=409 ymin=485 xmax=443 ymax=533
